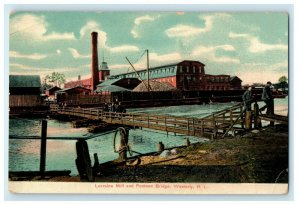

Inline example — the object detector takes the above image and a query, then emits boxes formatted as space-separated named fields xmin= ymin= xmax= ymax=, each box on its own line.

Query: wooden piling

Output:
xmin=157 ymin=142 xmax=165 ymax=152
xmin=186 ymin=138 xmax=191 ymax=147
xmin=253 ymin=102 xmax=260 ymax=128
xmin=270 ymin=99 xmax=275 ymax=126
xmin=40 ymin=120 xmax=47 ymax=177
xmin=119 ymin=128 xmax=129 ymax=161
xmin=75 ymin=139 xmax=94 ymax=181
xmin=92 ymin=153 xmax=100 ymax=176
xmin=245 ymin=111 xmax=252 ymax=130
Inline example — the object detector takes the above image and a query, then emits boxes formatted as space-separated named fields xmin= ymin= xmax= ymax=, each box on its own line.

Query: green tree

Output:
xmin=41 ymin=75 xmax=52 ymax=92
xmin=278 ymin=76 xmax=288 ymax=84
xmin=278 ymin=76 xmax=288 ymax=91
xmin=47 ymin=72 xmax=66 ymax=87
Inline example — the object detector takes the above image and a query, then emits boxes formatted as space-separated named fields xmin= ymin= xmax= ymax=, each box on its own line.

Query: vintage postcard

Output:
xmin=8 ymin=11 xmax=288 ymax=194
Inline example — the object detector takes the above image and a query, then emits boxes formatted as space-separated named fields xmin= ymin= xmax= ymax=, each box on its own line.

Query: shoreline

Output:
xmin=10 ymin=123 xmax=288 ymax=183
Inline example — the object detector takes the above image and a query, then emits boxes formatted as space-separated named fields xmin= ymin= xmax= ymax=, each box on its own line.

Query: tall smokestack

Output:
xmin=91 ymin=32 xmax=99 ymax=92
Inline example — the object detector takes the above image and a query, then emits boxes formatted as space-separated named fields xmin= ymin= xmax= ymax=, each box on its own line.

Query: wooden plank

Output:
xmin=40 ymin=120 xmax=47 ymax=177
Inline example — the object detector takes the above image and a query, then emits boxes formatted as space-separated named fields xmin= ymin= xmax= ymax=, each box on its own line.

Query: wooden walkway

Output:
xmin=259 ymin=114 xmax=288 ymax=125
xmin=51 ymin=103 xmax=245 ymax=140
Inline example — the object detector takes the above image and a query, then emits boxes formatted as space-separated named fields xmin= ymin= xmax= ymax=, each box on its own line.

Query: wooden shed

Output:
xmin=55 ymin=86 xmax=91 ymax=105
xmin=45 ymin=86 xmax=62 ymax=100
xmin=9 ymin=75 xmax=42 ymax=107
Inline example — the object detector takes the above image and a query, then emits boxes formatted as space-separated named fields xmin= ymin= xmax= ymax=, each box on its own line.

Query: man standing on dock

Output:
xmin=242 ymin=86 xmax=253 ymax=112
xmin=261 ymin=81 xmax=274 ymax=115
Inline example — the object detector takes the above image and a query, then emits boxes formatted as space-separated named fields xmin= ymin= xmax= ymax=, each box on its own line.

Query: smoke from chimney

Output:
xmin=91 ymin=32 xmax=99 ymax=92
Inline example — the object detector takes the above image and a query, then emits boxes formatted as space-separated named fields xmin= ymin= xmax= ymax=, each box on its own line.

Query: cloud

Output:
xmin=10 ymin=63 xmax=84 ymax=80
xmin=9 ymin=51 xmax=47 ymax=60
xmin=109 ymin=64 xmax=130 ymax=70
xmin=79 ymin=21 xmax=108 ymax=49
xmin=109 ymin=45 xmax=139 ymax=53
xmin=191 ymin=45 xmax=240 ymax=64
xmin=228 ymin=32 xmax=250 ymax=38
xmin=80 ymin=21 xmax=102 ymax=37
xmin=79 ymin=21 xmax=139 ymax=53
xmin=109 ymin=52 xmax=182 ymax=72
xmin=10 ymin=63 xmax=70 ymax=72
xmin=149 ymin=52 xmax=182 ymax=64
xmin=249 ymin=38 xmax=288 ymax=53
xmin=68 ymin=48 xmax=90 ymax=59
xmin=56 ymin=49 xmax=61 ymax=55
xmin=10 ymin=14 xmax=76 ymax=41
xmin=43 ymin=32 xmax=75 ymax=41
xmin=165 ymin=16 xmax=212 ymax=38
xmin=131 ymin=30 xmax=139 ymax=39
xmin=131 ymin=15 xmax=159 ymax=38
xmin=134 ymin=15 xmax=156 ymax=25
xmin=229 ymin=32 xmax=288 ymax=53
xmin=10 ymin=63 xmax=36 ymax=70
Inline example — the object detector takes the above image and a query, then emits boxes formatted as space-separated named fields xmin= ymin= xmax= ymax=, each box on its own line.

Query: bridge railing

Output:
xmin=51 ymin=103 xmax=244 ymax=139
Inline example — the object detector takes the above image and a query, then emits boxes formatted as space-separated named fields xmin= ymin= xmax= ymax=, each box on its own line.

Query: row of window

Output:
xmin=157 ymin=77 xmax=175 ymax=83
xmin=125 ymin=66 xmax=176 ymax=79
xmin=178 ymin=65 xmax=203 ymax=74
xmin=178 ymin=76 xmax=203 ymax=82
xmin=206 ymin=86 xmax=230 ymax=90
xmin=206 ymin=77 xmax=230 ymax=83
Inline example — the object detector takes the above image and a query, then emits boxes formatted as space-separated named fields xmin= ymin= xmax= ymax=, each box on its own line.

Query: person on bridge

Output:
xmin=242 ymin=86 xmax=253 ymax=112
xmin=260 ymin=81 xmax=274 ymax=115
xmin=116 ymin=102 xmax=126 ymax=113
xmin=103 ymin=103 xmax=109 ymax=112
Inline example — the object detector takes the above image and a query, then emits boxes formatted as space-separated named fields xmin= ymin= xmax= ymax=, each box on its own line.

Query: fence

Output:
xmin=9 ymin=95 xmax=41 ymax=107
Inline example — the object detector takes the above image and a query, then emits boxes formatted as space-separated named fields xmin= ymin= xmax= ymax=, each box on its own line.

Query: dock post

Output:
xmin=245 ymin=111 xmax=252 ymax=130
xmin=186 ymin=138 xmax=191 ymax=147
xmin=119 ymin=128 xmax=129 ymax=161
xmin=253 ymin=102 xmax=261 ymax=128
xmin=157 ymin=142 xmax=165 ymax=153
xmin=240 ymin=105 xmax=245 ymax=129
xmin=270 ymin=99 xmax=275 ymax=126
xmin=212 ymin=115 xmax=217 ymax=140
xmin=75 ymin=139 xmax=94 ymax=181
xmin=40 ymin=120 xmax=47 ymax=178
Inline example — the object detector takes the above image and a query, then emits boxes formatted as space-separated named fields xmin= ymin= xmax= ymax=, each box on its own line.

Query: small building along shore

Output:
xmin=9 ymin=75 xmax=42 ymax=107
xmin=45 ymin=86 xmax=62 ymax=101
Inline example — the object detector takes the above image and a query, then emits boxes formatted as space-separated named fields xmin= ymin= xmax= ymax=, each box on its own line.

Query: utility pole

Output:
xmin=146 ymin=49 xmax=150 ymax=92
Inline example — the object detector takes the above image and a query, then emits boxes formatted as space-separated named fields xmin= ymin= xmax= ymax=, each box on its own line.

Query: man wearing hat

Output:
xmin=261 ymin=81 xmax=274 ymax=115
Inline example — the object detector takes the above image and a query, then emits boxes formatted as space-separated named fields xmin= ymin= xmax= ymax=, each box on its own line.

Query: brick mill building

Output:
xmin=110 ymin=60 xmax=207 ymax=91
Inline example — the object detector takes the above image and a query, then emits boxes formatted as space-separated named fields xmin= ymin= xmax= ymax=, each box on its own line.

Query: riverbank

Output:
xmin=16 ymin=123 xmax=288 ymax=183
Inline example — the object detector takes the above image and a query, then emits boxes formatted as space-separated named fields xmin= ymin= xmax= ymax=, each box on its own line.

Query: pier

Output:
xmin=50 ymin=103 xmax=246 ymax=140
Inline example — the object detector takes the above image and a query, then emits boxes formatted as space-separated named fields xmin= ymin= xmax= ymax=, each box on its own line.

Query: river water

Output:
xmin=9 ymin=98 xmax=288 ymax=176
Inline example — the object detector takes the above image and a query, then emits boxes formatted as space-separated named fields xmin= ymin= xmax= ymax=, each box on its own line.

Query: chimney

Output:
xmin=78 ymin=75 xmax=81 ymax=81
xmin=91 ymin=32 xmax=99 ymax=92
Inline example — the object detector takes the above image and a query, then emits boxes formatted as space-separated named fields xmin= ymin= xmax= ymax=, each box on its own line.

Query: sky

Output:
xmin=9 ymin=11 xmax=288 ymax=85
